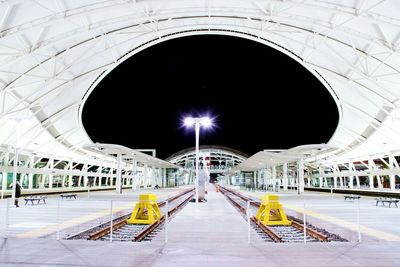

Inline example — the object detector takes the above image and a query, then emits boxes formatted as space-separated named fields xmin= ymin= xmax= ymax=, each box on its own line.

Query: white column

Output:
xmin=349 ymin=176 xmax=354 ymax=189
xmin=377 ymin=175 xmax=383 ymax=189
xmin=298 ymin=158 xmax=304 ymax=194
xmin=272 ymin=166 xmax=276 ymax=191
xmin=163 ymin=168 xmax=167 ymax=188
xmin=83 ymin=163 xmax=88 ymax=188
xmin=368 ymin=159 xmax=374 ymax=189
xmin=1 ymin=169 xmax=7 ymax=193
xmin=68 ymin=161 xmax=73 ymax=188
xmin=121 ymin=171 xmax=125 ymax=186
xmin=27 ymin=156 xmax=33 ymax=189
xmin=156 ymin=168 xmax=161 ymax=186
xmin=151 ymin=166 xmax=155 ymax=187
xmin=144 ymin=163 xmax=149 ymax=187
xmin=60 ymin=162 xmax=65 ymax=188
xmin=348 ymin=162 xmax=355 ymax=189
xmin=11 ymin=147 xmax=19 ymax=203
xmin=48 ymin=158 xmax=54 ymax=188
xmin=283 ymin=163 xmax=288 ymax=191
xmin=2 ymin=152 xmax=8 ymax=197
xmin=116 ymin=154 xmax=122 ymax=194
xmin=318 ymin=167 xmax=323 ymax=188
xmin=356 ymin=176 xmax=360 ymax=189
xmin=263 ymin=169 xmax=267 ymax=190
xmin=290 ymin=170 xmax=295 ymax=187
xmin=389 ymin=156 xmax=396 ymax=191
xmin=132 ymin=159 xmax=137 ymax=190
xmin=109 ymin=168 xmax=113 ymax=186
xmin=253 ymin=171 xmax=257 ymax=190
xmin=97 ymin=166 xmax=102 ymax=187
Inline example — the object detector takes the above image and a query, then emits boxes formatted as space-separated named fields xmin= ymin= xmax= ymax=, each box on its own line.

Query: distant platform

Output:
xmin=0 ymin=185 xmax=163 ymax=198
xmin=305 ymin=186 xmax=400 ymax=198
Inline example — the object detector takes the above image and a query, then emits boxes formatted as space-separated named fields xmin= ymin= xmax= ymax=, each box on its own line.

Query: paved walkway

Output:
xmin=162 ymin=189 xmax=263 ymax=243
xmin=1 ymin=238 xmax=400 ymax=267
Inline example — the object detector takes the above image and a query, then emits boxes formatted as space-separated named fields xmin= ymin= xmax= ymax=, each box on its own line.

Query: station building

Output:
xmin=0 ymin=1 xmax=400 ymax=266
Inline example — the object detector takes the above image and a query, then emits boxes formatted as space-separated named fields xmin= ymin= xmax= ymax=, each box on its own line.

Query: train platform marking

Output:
xmin=15 ymin=192 xmax=174 ymax=238
xmin=283 ymin=203 xmax=400 ymax=241
xmin=237 ymin=189 xmax=400 ymax=242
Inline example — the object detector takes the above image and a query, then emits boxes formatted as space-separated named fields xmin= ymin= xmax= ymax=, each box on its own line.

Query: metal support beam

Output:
xmin=368 ymin=159 xmax=374 ymax=189
xmin=298 ymin=158 xmax=304 ymax=194
xmin=272 ymin=165 xmax=276 ymax=192
xmin=48 ymin=158 xmax=54 ymax=189
xmin=389 ymin=156 xmax=396 ymax=191
xmin=28 ymin=156 xmax=34 ymax=189
xmin=116 ymin=153 xmax=122 ymax=194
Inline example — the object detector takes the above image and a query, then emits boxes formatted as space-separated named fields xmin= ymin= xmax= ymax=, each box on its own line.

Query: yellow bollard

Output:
xmin=255 ymin=194 xmax=291 ymax=226
xmin=216 ymin=184 xmax=219 ymax=192
xmin=127 ymin=194 xmax=162 ymax=224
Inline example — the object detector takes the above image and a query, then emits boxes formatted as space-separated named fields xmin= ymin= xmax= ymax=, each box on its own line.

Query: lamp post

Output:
xmin=184 ymin=116 xmax=212 ymax=203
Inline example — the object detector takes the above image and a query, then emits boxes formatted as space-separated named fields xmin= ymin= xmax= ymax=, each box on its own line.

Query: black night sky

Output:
xmin=82 ymin=34 xmax=338 ymax=159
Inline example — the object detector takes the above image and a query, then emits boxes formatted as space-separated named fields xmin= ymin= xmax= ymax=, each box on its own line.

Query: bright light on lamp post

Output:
xmin=184 ymin=116 xmax=213 ymax=203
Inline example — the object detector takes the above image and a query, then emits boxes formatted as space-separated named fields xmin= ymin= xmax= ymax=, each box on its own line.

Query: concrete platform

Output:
xmin=1 ymin=185 xmax=400 ymax=266
xmin=157 ymin=188 xmax=263 ymax=244
xmin=1 ymin=238 xmax=400 ymax=267
xmin=0 ymin=187 xmax=187 ymax=238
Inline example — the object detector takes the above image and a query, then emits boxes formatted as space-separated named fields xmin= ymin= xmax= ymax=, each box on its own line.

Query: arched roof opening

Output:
xmin=0 ymin=0 xmax=399 ymax=165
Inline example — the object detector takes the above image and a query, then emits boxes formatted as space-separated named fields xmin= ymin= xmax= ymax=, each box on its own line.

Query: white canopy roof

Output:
xmin=232 ymin=144 xmax=337 ymax=171
xmin=0 ymin=0 xmax=399 ymax=165
xmin=84 ymin=143 xmax=178 ymax=169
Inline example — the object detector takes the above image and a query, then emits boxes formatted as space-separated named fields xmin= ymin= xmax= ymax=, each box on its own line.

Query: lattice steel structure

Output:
xmin=0 ymin=1 xmax=400 ymax=192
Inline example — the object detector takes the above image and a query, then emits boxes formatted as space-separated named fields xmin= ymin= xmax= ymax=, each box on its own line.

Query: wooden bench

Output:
xmin=24 ymin=196 xmax=47 ymax=205
xmin=344 ymin=195 xmax=361 ymax=201
xmin=60 ymin=193 xmax=77 ymax=199
xmin=375 ymin=198 xmax=399 ymax=208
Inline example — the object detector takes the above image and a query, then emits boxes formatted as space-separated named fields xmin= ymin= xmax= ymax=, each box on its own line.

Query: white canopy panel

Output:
xmin=232 ymin=144 xmax=337 ymax=171
xmin=84 ymin=143 xmax=178 ymax=169
xmin=0 ymin=0 xmax=399 ymax=165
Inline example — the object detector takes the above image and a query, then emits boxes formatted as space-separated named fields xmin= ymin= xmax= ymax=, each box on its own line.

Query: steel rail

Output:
xmin=219 ymin=185 xmax=328 ymax=243
xmin=87 ymin=188 xmax=194 ymax=241
xmin=133 ymin=192 xmax=194 ymax=242
xmin=290 ymin=220 xmax=328 ymax=242
xmin=219 ymin=186 xmax=282 ymax=242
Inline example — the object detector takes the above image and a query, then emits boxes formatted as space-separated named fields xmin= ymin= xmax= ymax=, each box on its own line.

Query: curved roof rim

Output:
xmin=78 ymin=29 xmax=342 ymax=151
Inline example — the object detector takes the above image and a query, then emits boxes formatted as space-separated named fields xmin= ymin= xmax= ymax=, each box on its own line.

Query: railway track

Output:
xmin=66 ymin=188 xmax=194 ymax=242
xmin=219 ymin=186 xmax=346 ymax=243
